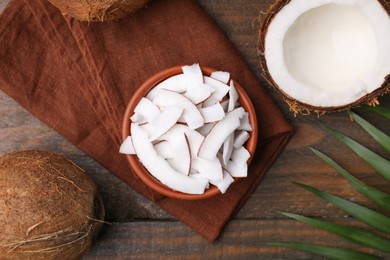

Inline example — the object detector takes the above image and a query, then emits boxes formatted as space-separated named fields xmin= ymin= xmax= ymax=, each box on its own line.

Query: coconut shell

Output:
xmin=0 ymin=150 xmax=105 ymax=260
xmin=48 ymin=0 xmax=150 ymax=22
xmin=258 ymin=0 xmax=390 ymax=115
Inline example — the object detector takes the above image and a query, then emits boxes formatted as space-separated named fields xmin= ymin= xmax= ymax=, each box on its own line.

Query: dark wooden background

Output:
xmin=1 ymin=0 xmax=390 ymax=259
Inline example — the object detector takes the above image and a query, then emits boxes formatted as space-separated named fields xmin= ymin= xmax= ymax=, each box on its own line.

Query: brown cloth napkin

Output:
xmin=0 ymin=0 xmax=293 ymax=242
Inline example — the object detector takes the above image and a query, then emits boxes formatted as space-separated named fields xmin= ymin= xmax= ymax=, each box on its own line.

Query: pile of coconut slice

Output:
xmin=120 ymin=64 xmax=253 ymax=195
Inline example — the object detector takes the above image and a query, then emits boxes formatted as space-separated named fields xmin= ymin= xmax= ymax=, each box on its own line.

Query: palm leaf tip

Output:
xmin=279 ymin=211 xmax=390 ymax=253
xmin=349 ymin=111 xmax=390 ymax=152
xmin=268 ymin=242 xmax=380 ymax=260
xmin=323 ymin=125 xmax=390 ymax=181
xmin=367 ymin=106 xmax=390 ymax=120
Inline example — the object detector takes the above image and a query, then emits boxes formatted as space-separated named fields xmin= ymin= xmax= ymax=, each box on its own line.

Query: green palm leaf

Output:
xmin=268 ymin=243 xmax=379 ymax=260
xmin=272 ymin=110 xmax=390 ymax=259
xmin=349 ymin=111 xmax=390 ymax=152
xmin=311 ymin=148 xmax=390 ymax=211
xmin=280 ymin=212 xmax=390 ymax=253
xmin=324 ymin=125 xmax=390 ymax=181
xmin=294 ymin=182 xmax=390 ymax=234
xmin=368 ymin=106 xmax=390 ymax=120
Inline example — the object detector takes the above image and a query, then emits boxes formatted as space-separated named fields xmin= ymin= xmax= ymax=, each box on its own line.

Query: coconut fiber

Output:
xmin=0 ymin=0 xmax=293 ymax=242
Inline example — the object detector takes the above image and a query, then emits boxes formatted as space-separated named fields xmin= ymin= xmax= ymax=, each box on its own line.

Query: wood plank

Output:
xmin=84 ymin=219 xmax=390 ymax=259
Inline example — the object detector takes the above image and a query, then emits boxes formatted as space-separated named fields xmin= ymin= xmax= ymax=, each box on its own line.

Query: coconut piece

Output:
xmin=130 ymin=113 xmax=145 ymax=124
xmin=198 ymin=107 xmax=245 ymax=160
xmin=0 ymin=150 xmax=104 ymax=259
xmin=197 ymin=122 xmax=217 ymax=136
xmin=260 ymin=0 xmax=390 ymax=113
xmin=228 ymin=80 xmax=239 ymax=112
xmin=203 ymin=76 xmax=230 ymax=106
xmin=231 ymin=146 xmax=251 ymax=163
xmin=134 ymin=97 xmax=161 ymax=123
xmin=234 ymin=131 xmax=250 ymax=149
xmin=185 ymin=131 xmax=204 ymax=157
xmin=167 ymin=133 xmax=192 ymax=175
xmin=149 ymin=106 xmax=183 ymax=141
xmin=119 ymin=136 xmax=136 ymax=155
xmin=199 ymin=103 xmax=225 ymax=123
xmin=154 ymin=141 xmax=173 ymax=159
xmin=222 ymin=134 xmax=234 ymax=166
xmin=131 ymin=124 xmax=208 ymax=194
xmin=238 ymin=112 xmax=253 ymax=131
xmin=156 ymin=124 xmax=204 ymax=157
xmin=139 ymin=123 xmax=154 ymax=138
xmin=152 ymin=89 xmax=204 ymax=129
xmin=48 ymin=0 xmax=149 ymax=22
xmin=210 ymin=71 xmax=230 ymax=84
xmin=189 ymin=173 xmax=210 ymax=189
xmin=182 ymin=63 xmax=204 ymax=90
xmin=180 ymin=64 xmax=214 ymax=104
xmin=156 ymin=124 xmax=192 ymax=141
xmin=183 ymin=83 xmax=214 ymax=104
xmin=226 ymin=146 xmax=250 ymax=178
xmin=154 ymin=74 xmax=187 ymax=92
xmin=191 ymin=158 xmax=223 ymax=181
xmin=221 ymin=81 xmax=239 ymax=164
xmin=226 ymin=160 xmax=247 ymax=177
xmin=146 ymin=74 xmax=188 ymax=100
xmin=209 ymin=171 xmax=234 ymax=194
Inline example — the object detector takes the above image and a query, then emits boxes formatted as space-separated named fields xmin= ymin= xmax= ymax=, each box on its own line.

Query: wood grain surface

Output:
xmin=1 ymin=0 xmax=390 ymax=259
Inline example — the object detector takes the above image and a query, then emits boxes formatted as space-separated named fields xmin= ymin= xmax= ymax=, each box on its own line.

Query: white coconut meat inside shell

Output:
xmin=265 ymin=0 xmax=390 ymax=108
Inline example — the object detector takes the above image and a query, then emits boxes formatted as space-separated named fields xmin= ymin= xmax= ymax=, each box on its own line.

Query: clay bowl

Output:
xmin=122 ymin=65 xmax=258 ymax=200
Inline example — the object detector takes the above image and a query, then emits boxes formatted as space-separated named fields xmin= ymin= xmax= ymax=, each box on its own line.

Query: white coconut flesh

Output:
xmin=265 ymin=0 xmax=390 ymax=107
xmin=121 ymin=64 xmax=254 ymax=195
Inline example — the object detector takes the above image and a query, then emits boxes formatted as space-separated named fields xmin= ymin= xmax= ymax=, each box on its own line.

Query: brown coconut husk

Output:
xmin=0 ymin=150 xmax=105 ymax=260
xmin=258 ymin=0 xmax=390 ymax=116
xmin=48 ymin=0 xmax=150 ymax=22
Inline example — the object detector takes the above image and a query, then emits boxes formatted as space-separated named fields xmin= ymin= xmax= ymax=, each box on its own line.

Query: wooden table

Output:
xmin=1 ymin=1 xmax=389 ymax=259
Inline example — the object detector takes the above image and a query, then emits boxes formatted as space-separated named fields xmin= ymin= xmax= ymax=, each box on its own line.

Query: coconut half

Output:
xmin=259 ymin=0 xmax=390 ymax=114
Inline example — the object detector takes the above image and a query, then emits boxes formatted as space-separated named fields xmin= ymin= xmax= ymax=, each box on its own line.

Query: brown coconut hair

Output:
xmin=48 ymin=0 xmax=150 ymax=22
xmin=0 ymin=150 xmax=105 ymax=259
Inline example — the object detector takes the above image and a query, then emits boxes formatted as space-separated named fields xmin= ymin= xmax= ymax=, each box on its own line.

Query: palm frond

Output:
xmin=273 ymin=108 xmax=390 ymax=259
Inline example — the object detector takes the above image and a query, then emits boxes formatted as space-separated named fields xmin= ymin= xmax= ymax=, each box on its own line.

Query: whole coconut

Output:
xmin=0 ymin=150 xmax=104 ymax=260
xmin=48 ymin=0 xmax=150 ymax=22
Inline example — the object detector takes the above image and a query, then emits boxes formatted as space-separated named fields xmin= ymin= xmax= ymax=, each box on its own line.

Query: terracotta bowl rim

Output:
xmin=122 ymin=65 xmax=258 ymax=200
